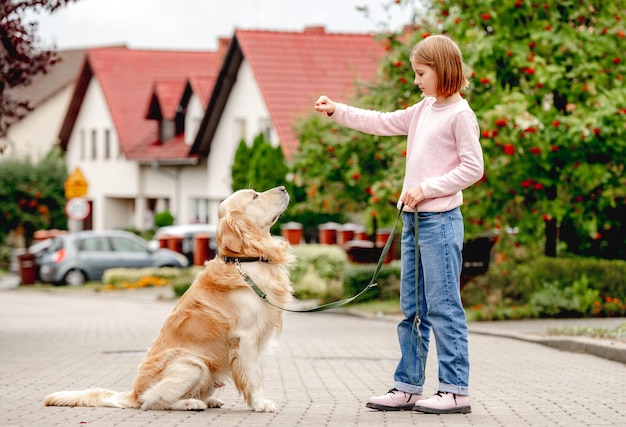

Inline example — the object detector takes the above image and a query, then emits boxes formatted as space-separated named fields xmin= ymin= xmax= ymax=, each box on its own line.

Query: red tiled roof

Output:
xmin=60 ymin=47 xmax=219 ymax=161
xmin=148 ymin=79 xmax=187 ymax=120
xmin=236 ymin=28 xmax=387 ymax=159
xmin=125 ymin=134 xmax=197 ymax=163
xmin=188 ymin=75 xmax=216 ymax=107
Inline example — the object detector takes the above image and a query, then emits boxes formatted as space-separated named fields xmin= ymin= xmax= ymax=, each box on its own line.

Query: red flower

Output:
xmin=593 ymin=127 xmax=601 ymax=135
xmin=529 ymin=41 xmax=536 ymax=49
xmin=552 ymin=120 xmax=560 ymax=127
xmin=326 ymin=146 xmax=334 ymax=153
xmin=551 ymin=145 xmax=558 ymax=152
xmin=503 ymin=144 xmax=515 ymax=155
xmin=542 ymin=214 xmax=552 ymax=221
xmin=522 ymin=67 xmax=536 ymax=75
xmin=495 ymin=118 xmax=507 ymax=127
xmin=482 ymin=130 xmax=491 ymax=138
xmin=394 ymin=61 xmax=403 ymax=67
xmin=617 ymin=30 xmax=625 ymax=38
xmin=422 ymin=33 xmax=431 ymax=39
xmin=514 ymin=1 xmax=522 ymax=8
xmin=613 ymin=58 xmax=621 ymax=64
xmin=399 ymin=77 xmax=407 ymax=84
xmin=481 ymin=13 xmax=492 ymax=20
xmin=545 ymin=25 xmax=552 ymax=31
xmin=442 ymin=10 xmax=450 ymax=17
xmin=524 ymin=126 xmax=538 ymax=133
xmin=530 ymin=147 xmax=541 ymax=154
xmin=521 ymin=179 xmax=533 ymax=188
xmin=506 ymin=51 xmax=513 ymax=57
xmin=480 ymin=77 xmax=490 ymax=84
xmin=352 ymin=172 xmax=360 ymax=180
xmin=533 ymin=183 xmax=544 ymax=190
xmin=536 ymin=82 xmax=544 ymax=88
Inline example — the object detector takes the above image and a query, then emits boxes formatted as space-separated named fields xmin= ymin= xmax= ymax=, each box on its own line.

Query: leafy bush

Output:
xmin=289 ymin=244 xmax=346 ymax=300
xmin=343 ymin=261 xmax=401 ymax=303
xmin=154 ymin=211 xmax=174 ymax=228
xmin=529 ymin=275 xmax=600 ymax=318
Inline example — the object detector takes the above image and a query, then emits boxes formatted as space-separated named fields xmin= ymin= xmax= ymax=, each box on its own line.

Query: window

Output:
xmin=78 ymin=237 xmax=109 ymax=252
xmin=235 ymin=118 xmax=247 ymax=144
xmin=80 ymin=129 xmax=86 ymax=160
xmin=258 ymin=118 xmax=272 ymax=142
xmin=91 ymin=129 xmax=97 ymax=159
xmin=110 ymin=236 xmax=147 ymax=253
xmin=104 ymin=129 xmax=111 ymax=160
xmin=192 ymin=198 xmax=209 ymax=223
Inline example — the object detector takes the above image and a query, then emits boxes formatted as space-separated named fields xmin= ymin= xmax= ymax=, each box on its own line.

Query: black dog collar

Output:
xmin=222 ymin=256 xmax=269 ymax=264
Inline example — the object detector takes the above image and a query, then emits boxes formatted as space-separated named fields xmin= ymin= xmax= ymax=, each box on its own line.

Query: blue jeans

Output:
xmin=392 ymin=208 xmax=470 ymax=396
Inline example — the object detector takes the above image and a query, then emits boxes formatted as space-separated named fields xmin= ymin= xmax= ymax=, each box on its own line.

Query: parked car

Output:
xmin=149 ymin=224 xmax=217 ymax=264
xmin=39 ymin=230 xmax=189 ymax=286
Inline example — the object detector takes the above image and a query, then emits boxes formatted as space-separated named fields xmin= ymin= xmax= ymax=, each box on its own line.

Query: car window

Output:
xmin=110 ymin=236 xmax=147 ymax=253
xmin=48 ymin=238 xmax=65 ymax=252
xmin=78 ymin=237 xmax=110 ymax=252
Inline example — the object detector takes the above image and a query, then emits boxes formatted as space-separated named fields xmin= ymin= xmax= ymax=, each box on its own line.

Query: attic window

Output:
xmin=160 ymin=119 xmax=176 ymax=142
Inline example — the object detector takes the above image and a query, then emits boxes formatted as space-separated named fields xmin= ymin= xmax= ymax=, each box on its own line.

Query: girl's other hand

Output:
xmin=314 ymin=95 xmax=336 ymax=115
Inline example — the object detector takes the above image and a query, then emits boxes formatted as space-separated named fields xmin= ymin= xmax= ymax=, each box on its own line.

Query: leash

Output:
xmin=230 ymin=206 xmax=404 ymax=313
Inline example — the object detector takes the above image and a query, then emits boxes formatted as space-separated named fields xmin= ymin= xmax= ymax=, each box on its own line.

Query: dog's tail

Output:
xmin=44 ymin=388 xmax=140 ymax=409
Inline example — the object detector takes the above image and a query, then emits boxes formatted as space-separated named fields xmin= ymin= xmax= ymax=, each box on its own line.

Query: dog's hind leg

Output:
xmin=229 ymin=335 xmax=276 ymax=412
xmin=139 ymin=356 xmax=211 ymax=411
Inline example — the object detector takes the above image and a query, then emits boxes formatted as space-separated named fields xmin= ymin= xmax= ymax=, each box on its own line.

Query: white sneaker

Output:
xmin=366 ymin=388 xmax=422 ymax=411
xmin=413 ymin=391 xmax=471 ymax=414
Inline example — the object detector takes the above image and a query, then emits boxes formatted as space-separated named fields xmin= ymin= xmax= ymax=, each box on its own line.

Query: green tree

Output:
xmin=293 ymin=0 xmax=626 ymax=257
xmin=0 ymin=147 xmax=67 ymax=247
xmin=230 ymin=133 xmax=289 ymax=192
xmin=1 ymin=0 xmax=79 ymax=140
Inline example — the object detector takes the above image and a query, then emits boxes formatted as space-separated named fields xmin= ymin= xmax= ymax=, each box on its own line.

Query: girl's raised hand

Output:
xmin=314 ymin=95 xmax=336 ymax=115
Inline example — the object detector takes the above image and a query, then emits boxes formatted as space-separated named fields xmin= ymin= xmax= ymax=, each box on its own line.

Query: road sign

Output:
xmin=65 ymin=197 xmax=91 ymax=221
xmin=65 ymin=167 xmax=88 ymax=199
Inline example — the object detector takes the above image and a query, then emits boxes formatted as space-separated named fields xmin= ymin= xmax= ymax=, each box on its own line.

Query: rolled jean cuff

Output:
xmin=393 ymin=381 xmax=423 ymax=395
xmin=439 ymin=382 xmax=469 ymax=396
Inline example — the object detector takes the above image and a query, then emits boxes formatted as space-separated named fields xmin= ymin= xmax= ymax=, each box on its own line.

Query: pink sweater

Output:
xmin=331 ymin=97 xmax=484 ymax=213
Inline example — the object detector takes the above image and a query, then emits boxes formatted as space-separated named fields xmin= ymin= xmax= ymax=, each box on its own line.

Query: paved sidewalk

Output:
xmin=1 ymin=286 xmax=624 ymax=426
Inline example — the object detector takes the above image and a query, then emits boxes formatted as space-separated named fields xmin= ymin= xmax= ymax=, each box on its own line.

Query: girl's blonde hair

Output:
xmin=410 ymin=35 xmax=469 ymax=98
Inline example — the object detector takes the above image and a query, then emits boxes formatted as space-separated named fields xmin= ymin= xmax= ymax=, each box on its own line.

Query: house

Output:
xmin=0 ymin=48 xmax=86 ymax=162
xmin=191 ymin=26 xmax=387 ymax=225
xmin=57 ymin=28 xmax=387 ymax=231
xmin=58 ymin=47 xmax=220 ymax=231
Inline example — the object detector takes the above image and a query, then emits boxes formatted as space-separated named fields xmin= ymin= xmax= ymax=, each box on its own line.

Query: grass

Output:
xmin=548 ymin=322 xmax=626 ymax=343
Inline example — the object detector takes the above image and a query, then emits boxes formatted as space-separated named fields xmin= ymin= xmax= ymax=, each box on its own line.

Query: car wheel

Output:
xmin=64 ymin=269 xmax=86 ymax=286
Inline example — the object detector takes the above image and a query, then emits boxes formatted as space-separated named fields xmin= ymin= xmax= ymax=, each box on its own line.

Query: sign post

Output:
xmin=64 ymin=167 xmax=89 ymax=233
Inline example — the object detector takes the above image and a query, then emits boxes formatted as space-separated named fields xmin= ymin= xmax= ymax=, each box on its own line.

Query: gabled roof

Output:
xmin=191 ymin=27 xmax=387 ymax=160
xmin=59 ymin=47 xmax=219 ymax=161
xmin=6 ymin=48 xmax=87 ymax=123
xmin=146 ymin=79 xmax=187 ymax=120
xmin=188 ymin=75 xmax=216 ymax=108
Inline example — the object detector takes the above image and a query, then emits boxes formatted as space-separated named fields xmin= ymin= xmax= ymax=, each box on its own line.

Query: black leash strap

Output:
xmin=235 ymin=206 xmax=404 ymax=313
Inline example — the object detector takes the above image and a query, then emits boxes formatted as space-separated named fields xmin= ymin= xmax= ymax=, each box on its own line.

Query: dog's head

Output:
xmin=217 ymin=186 xmax=290 ymax=258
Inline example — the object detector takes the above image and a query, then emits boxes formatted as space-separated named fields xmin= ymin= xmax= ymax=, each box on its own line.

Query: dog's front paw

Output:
xmin=180 ymin=399 xmax=208 ymax=411
xmin=206 ymin=397 xmax=225 ymax=408
xmin=252 ymin=399 xmax=277 ymax=413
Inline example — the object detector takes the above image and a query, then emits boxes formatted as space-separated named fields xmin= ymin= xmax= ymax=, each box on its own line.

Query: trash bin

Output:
xmin=18 ymin=253 xmax=36 ymax=285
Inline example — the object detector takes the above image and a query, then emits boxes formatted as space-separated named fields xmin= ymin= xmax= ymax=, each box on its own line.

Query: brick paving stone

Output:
xmin=0 ymin=287 xmax=624 ymax=426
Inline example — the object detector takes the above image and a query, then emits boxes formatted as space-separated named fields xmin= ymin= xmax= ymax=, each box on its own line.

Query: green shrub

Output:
xmin=154 ymin=211 xmax=174 ymax=228
xmin=289 ymin=244 xmax=346 ymax=300
xmin=343 ymin=261 xmax=401 ymax=303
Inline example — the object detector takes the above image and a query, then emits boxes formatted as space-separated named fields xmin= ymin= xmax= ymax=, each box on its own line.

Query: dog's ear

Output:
xmin=218 ymin=210 xmax=247 ymax=254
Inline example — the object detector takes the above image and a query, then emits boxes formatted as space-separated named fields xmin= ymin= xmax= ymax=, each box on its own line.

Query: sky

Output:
xmin=28 ymin=0 xmax=415 ymax=51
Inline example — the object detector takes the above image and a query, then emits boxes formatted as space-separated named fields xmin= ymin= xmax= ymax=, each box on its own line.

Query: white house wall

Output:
xmin=65 ymin=77 xmax=141 ymax=231
xmin=0 ymin=85 xmax=73 ymax=162
xmin=205 ymin=60 xmax=275 ymax=225
xmin=185 ymin=93 xmax=204 ymax=146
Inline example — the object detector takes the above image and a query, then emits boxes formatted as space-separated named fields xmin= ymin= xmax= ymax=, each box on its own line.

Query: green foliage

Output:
xmin=289 ymin=244 xmax=347 ymax=300
xmin=427 ymin=0 xmax=626 ymax=257
xmin=0 ymin=147 xmax=67 ymax=246
xmin=343 ymin=261 xmax=401 ymax=303
xmin=230 ymin=133 xmax=289 ymax=192
xmin=293 ymin=0 xmax=626 ymax=257
xmin=529 ymin=275 xmax=599 ymax=318
xmin=154 ymin=211 xmax=174 ymax=227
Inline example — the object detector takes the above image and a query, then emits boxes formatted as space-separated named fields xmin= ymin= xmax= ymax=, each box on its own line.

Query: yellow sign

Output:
xmin=64 ymin=167 xmax=89 ymax=199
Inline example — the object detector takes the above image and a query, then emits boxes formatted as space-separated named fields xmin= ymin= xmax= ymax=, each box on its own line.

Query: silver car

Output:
xmin=39 ymin=230 xmax=189 ymax=286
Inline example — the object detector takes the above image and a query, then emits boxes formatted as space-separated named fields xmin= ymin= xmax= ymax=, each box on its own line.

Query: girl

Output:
xmin=314 ymin=34 xmax=483 ymax=414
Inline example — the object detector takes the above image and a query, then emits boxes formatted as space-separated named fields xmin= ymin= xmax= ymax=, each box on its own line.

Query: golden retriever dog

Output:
xmin=44 ymin=186 xmax=294 ymax=413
